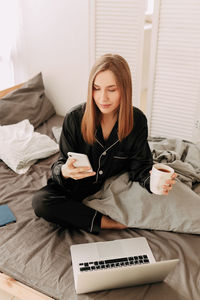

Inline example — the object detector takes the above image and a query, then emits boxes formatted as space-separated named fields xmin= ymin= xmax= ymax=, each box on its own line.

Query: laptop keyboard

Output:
xmin=79 ymin=255 xmax=150 ymax=272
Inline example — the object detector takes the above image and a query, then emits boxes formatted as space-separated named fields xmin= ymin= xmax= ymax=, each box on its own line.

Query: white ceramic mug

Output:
xmin=150 ymin=163 xmax=174 ymax=195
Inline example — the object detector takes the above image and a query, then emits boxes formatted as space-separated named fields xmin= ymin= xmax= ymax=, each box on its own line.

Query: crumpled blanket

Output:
xmin=83 ymin=174 xmax=200 ymax=234
xmin=0 ymin=119 xmax=59 ymax=174
xmin=83 ymin=137 xmax=200 ymax=234
xmin=148 ymin=137 xmax=200 ymax=188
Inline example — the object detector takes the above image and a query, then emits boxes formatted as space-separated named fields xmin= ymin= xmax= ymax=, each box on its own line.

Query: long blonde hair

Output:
xmin=81 ymin=54 xmax=133 ymax=144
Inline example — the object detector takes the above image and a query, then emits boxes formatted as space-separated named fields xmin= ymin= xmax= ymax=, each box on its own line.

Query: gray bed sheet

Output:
xmin=0 ymin=115 xmax=199 ymax=300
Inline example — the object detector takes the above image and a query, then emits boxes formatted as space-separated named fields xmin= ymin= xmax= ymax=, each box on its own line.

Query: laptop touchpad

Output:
xmin=97 ymin=241 xmax=123 ymax=259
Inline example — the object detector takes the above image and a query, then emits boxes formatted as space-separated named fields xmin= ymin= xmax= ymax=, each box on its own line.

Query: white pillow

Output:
xmin=0 ymin=119 xmax=59 ymax=174
xmin=52 ymin=126 xmax=62 ymax=143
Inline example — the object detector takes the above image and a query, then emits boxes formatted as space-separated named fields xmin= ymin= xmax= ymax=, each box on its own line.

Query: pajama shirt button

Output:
xmin=102 ymin=151 xmax=106 ymax=155
xmin=99 ymin=170 xmax=103 ymax=175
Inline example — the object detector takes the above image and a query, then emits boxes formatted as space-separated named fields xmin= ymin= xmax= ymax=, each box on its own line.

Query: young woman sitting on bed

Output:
xmin=32 ymin=54 xmax=176 ymax=234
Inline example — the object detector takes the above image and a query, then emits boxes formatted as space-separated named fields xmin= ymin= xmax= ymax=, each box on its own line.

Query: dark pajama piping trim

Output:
xmin=144 ymin=175 xmax=150 ymax=187
xmin=95 ymin=138 xmax=120 ymax=183
xmin=96 ymin=139 xmax=104 ymax=148
xmin=90 ymin=210 xmax=97 ymax=233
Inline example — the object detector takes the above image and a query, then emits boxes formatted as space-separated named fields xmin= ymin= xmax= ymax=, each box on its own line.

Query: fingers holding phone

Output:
xmin=61 ymin=153 xmax=96 ymax=180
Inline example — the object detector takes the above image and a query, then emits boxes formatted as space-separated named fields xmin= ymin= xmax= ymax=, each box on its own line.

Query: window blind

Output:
xmin=90 ymin=0 xmax=146 ymax=107
xmin=147 ymin=0 xmax=200 ymax=141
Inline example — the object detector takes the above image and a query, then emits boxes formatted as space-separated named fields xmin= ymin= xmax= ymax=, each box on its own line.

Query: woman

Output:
xmin=32 ymin=54 xmax=176 ymax=233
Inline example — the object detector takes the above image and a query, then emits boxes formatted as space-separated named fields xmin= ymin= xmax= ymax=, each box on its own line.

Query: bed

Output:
xmin=0 ymin=74 xmax=200 ymax=300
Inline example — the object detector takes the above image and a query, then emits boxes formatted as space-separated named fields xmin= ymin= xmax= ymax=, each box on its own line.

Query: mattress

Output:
xmin=0 ymin=115 xmax=199 ymax=300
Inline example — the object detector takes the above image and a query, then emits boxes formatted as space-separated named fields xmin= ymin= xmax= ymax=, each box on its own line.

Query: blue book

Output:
xmin=0 ymin=204 xmax=16 ymax=227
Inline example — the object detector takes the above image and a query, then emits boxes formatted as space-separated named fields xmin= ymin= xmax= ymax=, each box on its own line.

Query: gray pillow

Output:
xmin=83 ymin=172 xmax=200 ymax=234
xmin=0 ymin=73 xmax=55 ymax=128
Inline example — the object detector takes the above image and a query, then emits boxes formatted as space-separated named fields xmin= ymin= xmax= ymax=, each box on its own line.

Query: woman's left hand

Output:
xmin=162 ymin=173 xmax=177 ymax=195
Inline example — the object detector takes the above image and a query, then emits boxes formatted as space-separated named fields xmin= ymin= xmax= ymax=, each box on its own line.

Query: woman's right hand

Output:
xmin=61 ymin=158 xmax=96 ymax=180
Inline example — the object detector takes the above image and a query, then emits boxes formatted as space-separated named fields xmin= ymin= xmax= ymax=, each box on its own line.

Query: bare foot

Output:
xmin=101 ymin=215 xmax=127 ymax=230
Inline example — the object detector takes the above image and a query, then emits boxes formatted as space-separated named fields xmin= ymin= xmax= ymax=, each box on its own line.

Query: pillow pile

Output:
xmin=0 ymin=73 xmax=58 ymax=173
xmin=0 ymin=73 xmax=55 ymax=128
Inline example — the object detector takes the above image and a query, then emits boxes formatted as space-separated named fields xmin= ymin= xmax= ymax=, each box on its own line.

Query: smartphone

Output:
xmin=67 ymin=152 xmax=93 ymax=172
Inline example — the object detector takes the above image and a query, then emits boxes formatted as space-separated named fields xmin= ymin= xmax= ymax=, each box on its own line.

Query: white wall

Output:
xmin=13 ymin=0 xmax=90 ymax=116
xmin=12 ymin=0 xmax=152 ymax=116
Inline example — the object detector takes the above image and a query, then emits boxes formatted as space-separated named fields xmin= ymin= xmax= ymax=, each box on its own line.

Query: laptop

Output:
xmin=70 ymin=237 xmax=179 ymax=294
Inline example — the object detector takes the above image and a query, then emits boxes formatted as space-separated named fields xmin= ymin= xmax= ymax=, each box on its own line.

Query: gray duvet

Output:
xmin=84 ymin=137 xmax=200 ymax=234
xmin=84 ymin=174 xmax=200 ymax=234
xmin=0 ymin=116 xmax=200 ymax=300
